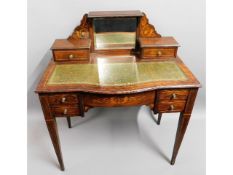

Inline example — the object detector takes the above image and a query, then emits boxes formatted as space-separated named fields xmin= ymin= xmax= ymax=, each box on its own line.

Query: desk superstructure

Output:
xmin=36 ymin=10 xmax=200 ymax=171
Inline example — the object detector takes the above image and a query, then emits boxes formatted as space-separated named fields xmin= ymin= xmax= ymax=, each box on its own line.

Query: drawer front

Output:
xmin=48 ymin=94 xmax=79 ymax=106
xmin=157 ymin=100 xmax=186 ymax=113
xmin=142 ymin=48 xmax=176 ymax=58
xmin=53 ymin=50 xmax=89 ymax=61
xmin=158 ymin=89 xmax=189 ymax=101
xmin=51 ymin=105 xmax=80 ymax=117
xmin=84 ymin=91 xmax=155 ymax=107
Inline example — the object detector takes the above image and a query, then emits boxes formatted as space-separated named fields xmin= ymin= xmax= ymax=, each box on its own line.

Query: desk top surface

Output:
xmin=36 ymin=56 xmax=200 ymax=94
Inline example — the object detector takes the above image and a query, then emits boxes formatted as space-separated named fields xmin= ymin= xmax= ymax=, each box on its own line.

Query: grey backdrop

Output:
xmin=28 ymin=1 xmax=205 ymax=174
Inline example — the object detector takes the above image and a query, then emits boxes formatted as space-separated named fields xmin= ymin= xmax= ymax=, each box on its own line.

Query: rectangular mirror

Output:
xmin=93 ymin=17 xmax=137 ymax=50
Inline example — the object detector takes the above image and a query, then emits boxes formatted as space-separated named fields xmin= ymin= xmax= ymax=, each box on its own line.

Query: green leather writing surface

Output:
xmin=48 ymin=61 xmax=187 ymax=86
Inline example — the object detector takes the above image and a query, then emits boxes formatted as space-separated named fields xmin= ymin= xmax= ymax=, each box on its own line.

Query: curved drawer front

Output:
xmin=84 ymin=91 xmax=155 ymax=107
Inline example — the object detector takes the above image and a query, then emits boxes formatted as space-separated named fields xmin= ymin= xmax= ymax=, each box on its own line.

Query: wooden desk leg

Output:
xmin=171 ymin=113 xmax=190 ymax=165
xmin=157 ymin=113 xmax=162 ymax=125
xmin=170 ymin=88 xmax=198 ymax=165
xmin=66 ymin=117 xmax=72 ymax=128
xmin=39 ymin=95 xmax=65 ymax=171
xmin=45 ymin=119 xmax=65 ymax=171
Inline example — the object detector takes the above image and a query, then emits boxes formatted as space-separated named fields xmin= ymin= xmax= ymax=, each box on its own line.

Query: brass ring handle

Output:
xmin=170 ymin=105 xmax=174 ymax=110
xmin=61 ymin=97 xmax=66 ymax=103
xmin=63 ymin=109 xmax=67 ymax=115
xmin=157 ymin=51 xmax=162 ymax=56
xmin=69 ymin=54 xmax=74 ymax=59
xmin=171 ymin=93 xmax=177 ymax=99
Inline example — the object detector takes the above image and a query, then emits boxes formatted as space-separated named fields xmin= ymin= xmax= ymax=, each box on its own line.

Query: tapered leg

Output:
xmin=170 ymin=89 xmax=198 ymax=165
xmin=39 ymin=95 xmax=65 ymax=171
xmin=46 ymin=119 xmax=65 ymax=171
xmin=157 ymin=113 xmax=162 ymax=125
xmin=66 ymin=117 xmax=72 ymax=128
xmin=171 ymin=113 xmax=191 ymax=165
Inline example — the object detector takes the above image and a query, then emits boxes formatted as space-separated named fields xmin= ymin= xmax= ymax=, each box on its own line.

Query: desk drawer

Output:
xmin=157 ymin=100 xmax=186 ymax=113
xmin=158 ymin=89 xmax=189 ymax=101
xmin=142 ymin=48 xmax=176 ymax=58
xmin=51 ymin=105 xmax=80 ymax=117
xmin=48 ymin=94 xmax=79 ymax=105
xmin=53 ymin=50 xmax=89 ymax=61
xmin=84 ymin=91 xmax=155 ymax=107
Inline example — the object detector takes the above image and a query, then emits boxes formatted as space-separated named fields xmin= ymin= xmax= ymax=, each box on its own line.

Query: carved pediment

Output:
xmin=68 ymin=14 xmax=90 ymax=40
xmin=138 ymin=13 xmax=161 ymax=38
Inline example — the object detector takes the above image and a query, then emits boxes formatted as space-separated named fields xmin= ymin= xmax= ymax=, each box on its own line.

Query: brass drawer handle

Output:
xmin=157 ymin=51 xmax=162 ymax=56
xmin=81 ymin=32 xmax=85 ymax=38
xmin=170 ymin=105 xmax=174 ymax=110
xmin=69 ymin=54 xmax=74 ymax=59
xmin=63 ymin=109 xmax=67 ymax=115
xmin=61 ymin=97 xmax=66 ymax=103
xmin=171 ymin=93 xmax=177 ymax=99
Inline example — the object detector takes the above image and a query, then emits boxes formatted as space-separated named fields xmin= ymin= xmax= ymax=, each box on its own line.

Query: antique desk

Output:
xmin=36 ymin=10 xmax=200 ymax=171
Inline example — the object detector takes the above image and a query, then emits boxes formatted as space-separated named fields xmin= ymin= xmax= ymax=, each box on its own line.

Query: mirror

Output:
xmin=93 ymin=17 xmax=137 ymax=50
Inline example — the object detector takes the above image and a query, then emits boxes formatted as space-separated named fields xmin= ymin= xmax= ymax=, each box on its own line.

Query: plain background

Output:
xmin=27 ymin=0 xmax=205 ymax=174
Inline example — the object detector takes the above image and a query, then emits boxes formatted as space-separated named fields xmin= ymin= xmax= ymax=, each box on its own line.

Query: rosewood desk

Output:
xmin=35 ymin=10 xmax=200 ymax=171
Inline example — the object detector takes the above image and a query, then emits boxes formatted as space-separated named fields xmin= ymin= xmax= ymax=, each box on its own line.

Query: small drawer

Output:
xmin=158 ymin=89 xmax=189 ymax=101
xmin=48 ymin=94 xmax=79 ymax=106
xmin=142 ymin=48 xmax=176 ymax=58
xmin=51 ymin=105 xmax=80 ymax=117
xmin=157 ymin=100 xmax=186 ymax=113
xmin=53 ymin=49 xmax=89 ymax=61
